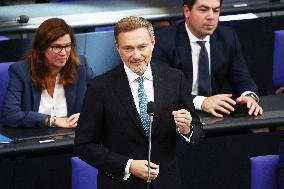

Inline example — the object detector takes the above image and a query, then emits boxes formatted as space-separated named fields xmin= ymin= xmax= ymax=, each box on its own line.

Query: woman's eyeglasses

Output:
xmin=49 ymin=44 xmax=72 ymax=54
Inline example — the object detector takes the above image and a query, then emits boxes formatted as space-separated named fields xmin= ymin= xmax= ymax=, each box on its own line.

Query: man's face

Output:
xmin=116 ymin=27 xmax=155 ymax=76
xmin=184 ymin=0 xmax=221 ymax=39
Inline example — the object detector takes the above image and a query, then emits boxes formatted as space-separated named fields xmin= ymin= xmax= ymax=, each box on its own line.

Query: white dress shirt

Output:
xmin=185 ymin=23 xmax=211 ymax=110
xmin=185 ymin=23 xmax=258 ymax=110
xmin=38 ymin=74 xmax=67 ymax=118
xmin=123 ymin=64 xmax=154 ymax=180
xmin=122 ymin=63 xmax=193 ymax=180
xmin=124 ymin=64 xmax=154 ymax=113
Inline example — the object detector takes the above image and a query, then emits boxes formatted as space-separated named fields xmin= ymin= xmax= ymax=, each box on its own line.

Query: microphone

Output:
xmin=0 ymin=15 xmax=29 ymax=24
xmin=146 ymin=101 xmax=154 ymax=188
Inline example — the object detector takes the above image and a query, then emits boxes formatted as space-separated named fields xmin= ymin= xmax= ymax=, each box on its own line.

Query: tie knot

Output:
xmin=197 ymin=41 xmax=206 ymax=47
xmin=136 ymin=76 xmax=145 ymax=84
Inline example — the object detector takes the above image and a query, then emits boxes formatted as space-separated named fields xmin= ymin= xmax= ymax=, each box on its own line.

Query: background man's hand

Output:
xmin=276 ymin=87 xmax=284 ymax=95
xmin=201 ymin=94 xmax=236 ymax=118
xmin=236 ymin=96 xmax=263 ymax=116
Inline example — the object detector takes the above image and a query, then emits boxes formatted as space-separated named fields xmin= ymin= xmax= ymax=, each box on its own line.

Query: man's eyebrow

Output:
xmin=198 ymin=5 xmax=220 ymax=9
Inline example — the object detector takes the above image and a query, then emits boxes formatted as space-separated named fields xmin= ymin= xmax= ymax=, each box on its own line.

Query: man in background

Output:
xmin=153 ymin=0 xmax=263 ymax=118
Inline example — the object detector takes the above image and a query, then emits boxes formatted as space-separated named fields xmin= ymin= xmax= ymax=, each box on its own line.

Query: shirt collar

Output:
xmin=185 ymin=22 xmax=210 ymax=43
xmin=123 ymin=63 xmax=153 ymax=83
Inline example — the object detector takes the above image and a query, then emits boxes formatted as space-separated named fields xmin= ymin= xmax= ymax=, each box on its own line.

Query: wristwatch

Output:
xmin=48 ymin=116 xmax=57 ymax=128
xmin=245 ymin=93 xmax=259 ymax=103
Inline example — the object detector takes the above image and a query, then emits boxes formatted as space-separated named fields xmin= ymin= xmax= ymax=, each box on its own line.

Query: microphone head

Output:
xmin=147 ymin=101 xmax=155 ymax=115
xmin=18 ymin=15 xmax=29 ymax=23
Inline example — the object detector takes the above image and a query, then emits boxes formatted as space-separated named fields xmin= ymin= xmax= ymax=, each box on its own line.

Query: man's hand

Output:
xmin=201 ymin=94 xmax=236 ymax=118
xmin=276 ymin=87 xmax=284 ymax=95
xmin=172 ymin=109 xmax=192 ymax=135
xmin=129 ymin=160 xmax=159 ymax=181
xmin=236 ymin=96 xmax=263 ymax=116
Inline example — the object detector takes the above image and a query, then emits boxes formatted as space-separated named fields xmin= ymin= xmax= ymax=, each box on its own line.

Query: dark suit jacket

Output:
xmin=74 ymin=63 xmax=203 ymax=189
xmin=152 ymin=22 xmax=258 ymax=96
xmin=2 ymin=55 xmax=95 ymax=128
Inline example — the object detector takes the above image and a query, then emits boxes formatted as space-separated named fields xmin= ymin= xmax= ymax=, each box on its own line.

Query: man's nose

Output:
xmin=206 ymin=9 xmax=214 ymax=19
xmin=132 ymin=49 xmax=142 ymax=59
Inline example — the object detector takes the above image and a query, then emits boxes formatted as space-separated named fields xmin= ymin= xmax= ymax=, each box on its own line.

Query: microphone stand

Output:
xmin=147 ymin=113 xmax=153 ymax=189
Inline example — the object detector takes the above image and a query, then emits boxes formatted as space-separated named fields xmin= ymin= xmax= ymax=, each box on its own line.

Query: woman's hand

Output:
xmin=53 ymin=113 xmax=80 ymax=128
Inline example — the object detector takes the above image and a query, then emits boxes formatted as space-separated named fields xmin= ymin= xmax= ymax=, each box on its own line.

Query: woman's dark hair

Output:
xmin=27 ymin=18 xmax=80 ymax=90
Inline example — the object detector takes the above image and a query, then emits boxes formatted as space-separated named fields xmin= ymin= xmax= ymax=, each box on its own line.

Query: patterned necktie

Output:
xmin=197 ymin=41 xmax=211 ymax=96
xmin=137 ymin=76 xmax=150 ymax=136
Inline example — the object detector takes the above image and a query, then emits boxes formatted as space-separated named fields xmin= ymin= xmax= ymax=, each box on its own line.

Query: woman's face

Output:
xmin=44 ymin=34 xmax=72 ymax=71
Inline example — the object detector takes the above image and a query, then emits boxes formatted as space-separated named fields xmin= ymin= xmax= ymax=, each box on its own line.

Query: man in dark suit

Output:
xmin=74 ymin=16 xmax=203 ymax=189
xmin=152 ymin=0 xmax=263 ymax=118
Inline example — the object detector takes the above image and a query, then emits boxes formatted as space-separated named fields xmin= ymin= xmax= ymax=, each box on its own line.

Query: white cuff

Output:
xmin=241 ymin=91 xmax=259 ymax=102
xmin=123 ymin=159 xmax=133 ymax=180
xmin=193 ymin=96 xmax=206 ymax=110
xmin=177 ymin=126 xmax=194 ymax=142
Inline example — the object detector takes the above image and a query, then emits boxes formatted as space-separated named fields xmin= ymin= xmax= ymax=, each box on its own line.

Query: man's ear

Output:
xmin=115 ymin=42 xmax=120 ymax=52
xmin=151 ymin=36 xmax=155 ymax=49
xmin=183 ymin=5 xmax=191 ymax=18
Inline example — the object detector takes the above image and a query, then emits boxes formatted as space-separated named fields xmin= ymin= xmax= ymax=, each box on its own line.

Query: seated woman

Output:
xmin=2 ymin=18 xmax=95 ymax=128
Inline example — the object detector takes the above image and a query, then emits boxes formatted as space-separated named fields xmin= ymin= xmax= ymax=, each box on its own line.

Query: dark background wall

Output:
xmin=220 ymin=15 xmax=284 ymax=95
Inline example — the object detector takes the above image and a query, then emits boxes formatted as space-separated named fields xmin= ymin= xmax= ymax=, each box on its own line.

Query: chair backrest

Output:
xmin=71 ymin=157 xmax=98 ymax=189
xmin=84 ymin=31 xmax=121 ymax=76
xmin=273 ymin=30 xmax=284 ymax=88
xmin=250 ymin=154 xmax=279 ymax=189
xmin=0 ymin=62 xmax=14 ymax=122
xmin=75 ymin=31 xmax=121 ymax=76
xmin=0 ymin=38 xmax=32 ymax=63
xmin=0 ymin=36 xmax=10 ymax=41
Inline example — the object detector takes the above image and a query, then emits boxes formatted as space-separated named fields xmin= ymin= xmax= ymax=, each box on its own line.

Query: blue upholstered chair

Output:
xmin=0 ymin=62 xmax=14 ymax=122
xmin=250 ymin=155 xmax=279 ymax=189
xmin=273 ymin=30 xmax=284 ymax=90
xmin=0 ymin=36 xmax=10 ymax=41
xmin=84 ymin=31 xmax=120 ymax=76
xmin=0 ymin=38 xmax=31 ymax=63
xmin=75 ymin=31 xmax=120 ymax=76
xmin=71 ymin=157 xmax=98 ymax=189
xmin=278 ymin=142 xmax=284 ymax=189
xmin=95 ymin=26 xmax=114 ymax=32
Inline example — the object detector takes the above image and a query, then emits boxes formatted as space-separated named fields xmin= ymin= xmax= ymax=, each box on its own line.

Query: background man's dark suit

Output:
xmin=152 ymin=22 xmax=259 ymax=96
xmin=74 ymin=63 xmax=203 ymax=189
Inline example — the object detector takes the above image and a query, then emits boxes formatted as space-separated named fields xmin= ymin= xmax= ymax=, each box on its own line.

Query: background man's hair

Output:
xmin=183 ymin=0 xmax=223 ymax=10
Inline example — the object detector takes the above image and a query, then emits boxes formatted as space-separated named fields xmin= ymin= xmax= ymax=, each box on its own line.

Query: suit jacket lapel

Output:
xmin=210 ymin=33 xmax=221 ymax=95
xmin=32 ymin=85 xmax=41 ymax=111
xmin=151 ymin=63 xmax=171 ymax=136
xmin=177 ymin=23 xmax=193 ymax=91
xmin=111 ymin=65 xmax=146 ymax=137
xmin=27 ymin=64 xmax=41 ymax=112
xmin=65 ymin=84 xmax=76 ymax=115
